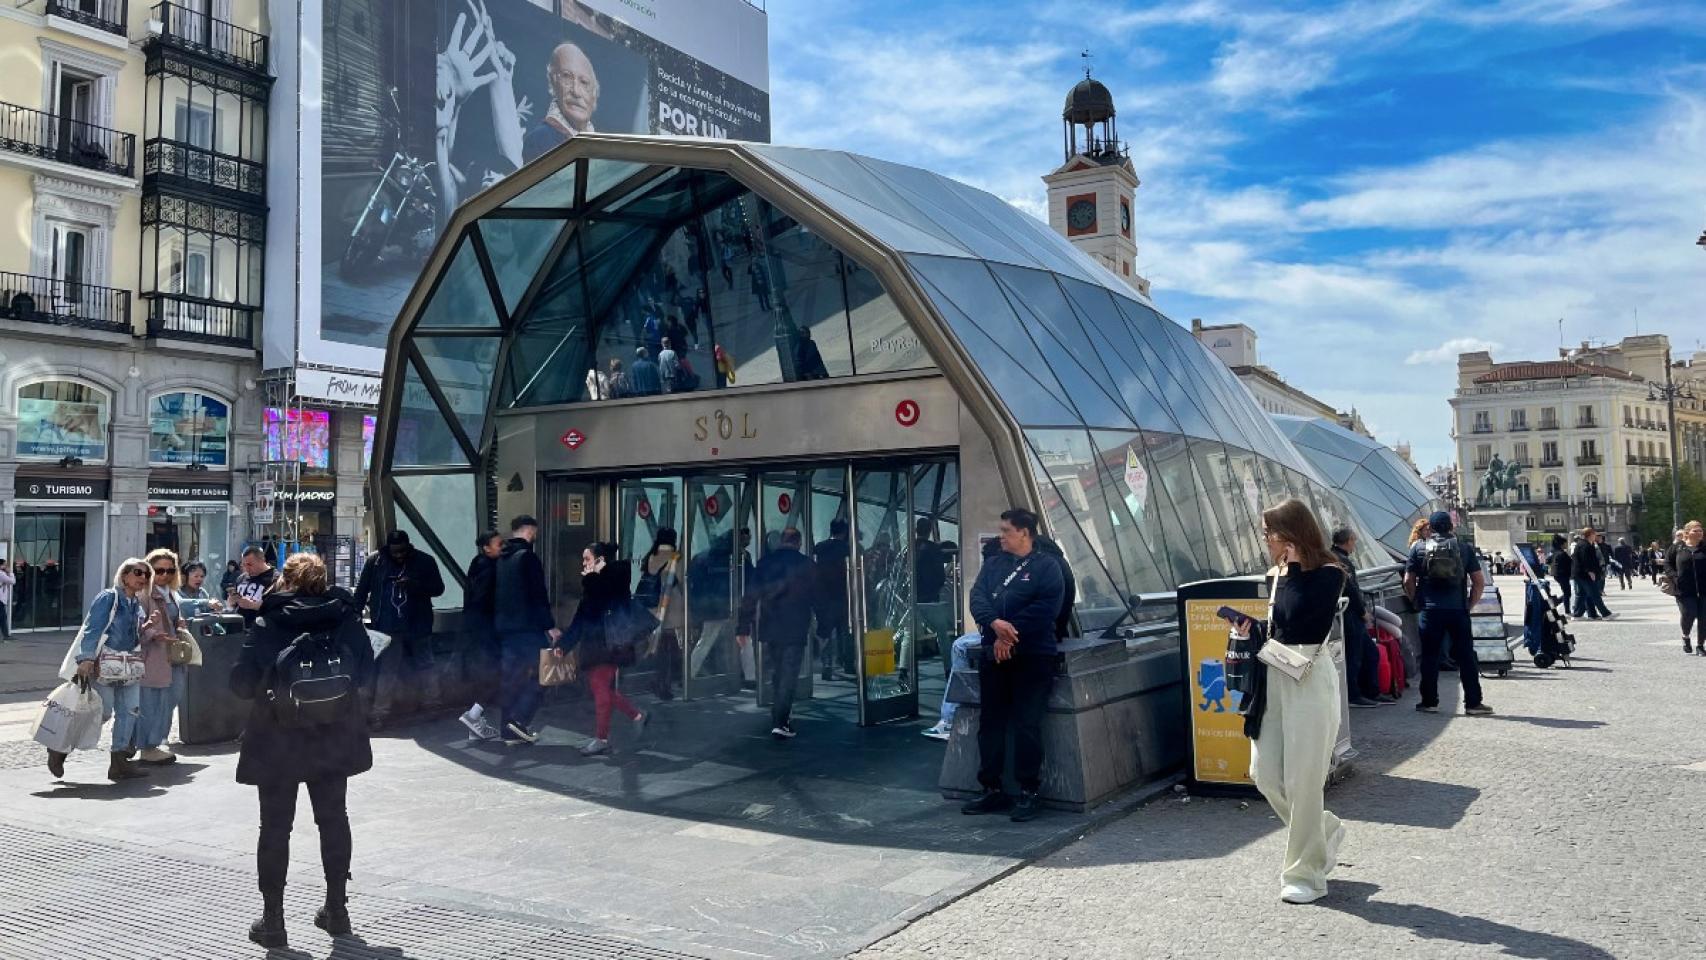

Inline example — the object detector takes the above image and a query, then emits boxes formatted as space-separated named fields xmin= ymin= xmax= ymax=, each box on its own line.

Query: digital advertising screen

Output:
xmin=263 ymin=408 xmax=334 ymax=469
xmin=296 ymin=0 xmax=771 ymax=383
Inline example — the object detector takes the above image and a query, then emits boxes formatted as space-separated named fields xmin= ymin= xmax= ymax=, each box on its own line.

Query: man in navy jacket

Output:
xmin=492 ymin=515 xmax=561 ymax=745
xmin=963 ymin=507 xmax=1065 ymax=822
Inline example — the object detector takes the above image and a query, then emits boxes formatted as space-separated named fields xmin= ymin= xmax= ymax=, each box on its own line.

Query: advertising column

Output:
xmin=1176 ymin=577 xmax=1268 ymax=793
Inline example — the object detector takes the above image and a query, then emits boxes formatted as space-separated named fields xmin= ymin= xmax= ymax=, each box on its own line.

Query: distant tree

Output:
xmin=1637 ymin=468 xmax=1706 ymax=545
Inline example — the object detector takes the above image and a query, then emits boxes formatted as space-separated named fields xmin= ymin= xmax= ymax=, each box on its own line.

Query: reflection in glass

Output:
xmin=391 ymin=472 xmax=475 ymax=610
xmin=478 ymin=218 xmax=567 ymax=314
xmin=416 ymin=238 xmax=500 ymax=329
xmin=394 ymin=359 xmax=468 ymax=466
xmin=414 ymin=336 xmax=500 ymax=450
xmin=685 ymin=477 xmax=755 ymax=693
xmin=853 ymin=467 xmax=917 ymax=718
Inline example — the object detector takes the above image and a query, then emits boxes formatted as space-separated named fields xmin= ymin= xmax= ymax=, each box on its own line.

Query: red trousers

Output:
xmin=587 ymin=663 xmax=639 ymax=738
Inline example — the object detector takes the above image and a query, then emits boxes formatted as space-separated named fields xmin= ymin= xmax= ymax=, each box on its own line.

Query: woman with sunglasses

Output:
xmin=136 ymin=548 xmax=188 ymax=765
xmin=58 ymin=557 xmax=154 ymax=781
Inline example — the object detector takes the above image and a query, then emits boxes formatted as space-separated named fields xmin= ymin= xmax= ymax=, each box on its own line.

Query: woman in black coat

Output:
xmin=559 ymin=542 xmax=645 ymax=756
xmin=230 ymin=552 xmax=374 ymax=949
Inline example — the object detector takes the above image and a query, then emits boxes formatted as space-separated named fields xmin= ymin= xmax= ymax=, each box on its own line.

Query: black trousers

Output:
xmin=767 ymin=642 xmax=807 ymax=728
xmin=977 ymin=653 xmax=1054 ymax=794
xmin=256 ymin=777 xmax=351 ymax=897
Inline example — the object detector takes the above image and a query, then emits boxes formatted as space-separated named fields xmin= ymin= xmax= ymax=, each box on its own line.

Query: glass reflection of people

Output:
xmin=738 ymin=528 xmax=818 ymax=740
xmin=914 ymin=518 xmax=952 ymax=672
xmin=687 ymin=527 xmax=754 ymax=681
xmin=522 ymin=42 xmax=599 ymax=163
xmin=793 ymin=327 xmax=830 ymax=381
xmin=605 ymin=358 xmax=629 ymax=400
xmin=812 ymin=519 xmax=853 ymax=681
xmin=640 ymin=528 xmax=684 ymax=700
xmin=658 ymin=337 xmax=681 ymax=394
xmin=628 ymin=347 xmax=662 ymax=397
xmin=434 ymin=1 xmax=529 ymax=227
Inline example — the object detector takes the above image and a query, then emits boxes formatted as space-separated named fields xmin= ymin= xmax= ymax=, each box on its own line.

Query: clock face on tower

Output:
xmin=1120 ymin=199 xmax=1132 ymax=236
xmin=1066 ymin=197 xmax=1097 ymax=235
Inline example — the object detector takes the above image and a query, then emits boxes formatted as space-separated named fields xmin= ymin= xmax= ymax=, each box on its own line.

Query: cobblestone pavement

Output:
xmin=856 ymin=577 xmax=1706 ymax=959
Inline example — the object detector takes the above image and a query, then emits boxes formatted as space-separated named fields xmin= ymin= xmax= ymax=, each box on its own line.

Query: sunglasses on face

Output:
xmin=153 ymin=566 xmax=176 ymax=575
xmin=126 ymin=569 xmax=149 ymax=578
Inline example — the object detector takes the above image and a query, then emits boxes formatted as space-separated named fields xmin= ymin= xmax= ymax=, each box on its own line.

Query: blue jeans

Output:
xmin=1344 ymin=616 xmax=1380 ymax=700
xmin=95 ymin=681 xmax=142 ymax=752
xmin=1418 ymin=609 xmax=1483 ymax=709
xmin=497 ymin=632 xmax=548 ymax=731
xmin=138 ymin=664 xmax=187 ymax=749
xmin=939 ymin=633 xmax=981 ymax=726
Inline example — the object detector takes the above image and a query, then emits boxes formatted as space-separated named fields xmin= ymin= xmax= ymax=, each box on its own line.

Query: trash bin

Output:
xmin=179 ymin=613 xmax=252 ymax=745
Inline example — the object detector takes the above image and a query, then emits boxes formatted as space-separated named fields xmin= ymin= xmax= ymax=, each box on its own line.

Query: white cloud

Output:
xmin=1405 ymin=338 xmax=1502 ymax=365
xmin=1209 ymin=39 xmax=1336 ymax=102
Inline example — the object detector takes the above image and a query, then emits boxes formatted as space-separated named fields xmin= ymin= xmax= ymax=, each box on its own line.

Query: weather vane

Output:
xmin=1081 ymin=49 xmax=1093 ymax=78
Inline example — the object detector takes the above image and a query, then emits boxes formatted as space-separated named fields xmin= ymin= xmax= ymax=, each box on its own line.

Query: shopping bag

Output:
xmin=367 ymin=629 xmax=393 ymax=659
xmin=30 ymin=680 xmax=104 ymax=753
xmin=539 ymin=647 xmax=577 ymax=687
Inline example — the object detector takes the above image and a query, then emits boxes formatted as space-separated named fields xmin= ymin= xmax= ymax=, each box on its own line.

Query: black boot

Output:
xmin=1686 ymin=638 xmax=1694 ymax=654
xmin=107 ymin=751 xmax=147 ymax=781
xmin=961 ymin=788 xmax=1013 ymax=815
xmin=249 ymin=894 xmax=287 ymax=950
xmin=315 ymin=873 xmax=352 ymax=936
xmin=47 ymin=750 xmax=67 ymax=779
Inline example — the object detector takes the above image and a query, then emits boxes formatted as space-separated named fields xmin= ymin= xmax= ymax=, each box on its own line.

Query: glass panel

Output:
xmin=504 ymin=233 xmax=593 ymax=407
xmin=504 ymin=161 xmax=578 ymax=210
xmin=1087 ymin=429 xmax=1174 ymax=595
xmin=391 ymin=472 xmax=475 ymax=610
xmin=1189 ymin=439 xmax=1263 ymax=572
xmin=1024 ymin=430 xmax=1127 ymax=633
xmin=584 ymin=159 xmax=649 ymax=205
xmin=684 ymin=476 xmax=756 ymax=696
xmin=807 ymin=467 xmax=855 ymax=682
xmin=845 ymin=255 xmax=933 ymax=374
xmin=615 ymin=477 xmax=685 ymax=692
xmin=394 ymin=357 xmax=469 ymax=466
xmin=852 ymin=466 xmax=918 ymax=721
xmin=751 ymin=152 xmax=972 ymax=259
xmin=767 ymin=221 xmax=855 ymax=381
xmin=16 ymin=379 xmax=111 ymax=461
xmin=750 ymin=145 xmax=972 ymax=256
xmin=1060 ymin=280 xmax=1182 ymax=434
xmin=991 ymin=265 xmax=1136 ymax=430
xmin=415 ymin=237 xmax=498 ymax=330
xmin=910 ymin=462 xmax=961 ymax=673
xmin=414 ymin=335 xmax=500 ymax=449
xmin=1109 ymin=297 xmax=1223 ymax=441
xmin=1145 ymin=433 xmax=1217 ymax=579
xmin=478 ymin=218 xmax=567 ymax=314
xmin=907 ymin=256 xmax=1083 ymax=425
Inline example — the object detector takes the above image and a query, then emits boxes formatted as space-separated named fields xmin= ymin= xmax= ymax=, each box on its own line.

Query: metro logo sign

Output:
xmin=560 ymin=429 xmax=587 ymax=450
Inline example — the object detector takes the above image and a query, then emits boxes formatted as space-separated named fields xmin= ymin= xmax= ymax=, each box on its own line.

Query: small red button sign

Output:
xmin=560 ymin=429 xmax=586 ymax=449
xmin=704 ymin=495 xmax=721 ymax=517
xmin=777 ymin=493 xmax=792 ymax=514
xmin=895 ymin=399 xmax=920 ymax=427
xmin=636 ymin=498 xmax=652 ymax=519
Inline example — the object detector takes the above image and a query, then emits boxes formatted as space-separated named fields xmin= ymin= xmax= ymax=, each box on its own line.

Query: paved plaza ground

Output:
xmin=2 ymin=575 xmax=1700 ymax=958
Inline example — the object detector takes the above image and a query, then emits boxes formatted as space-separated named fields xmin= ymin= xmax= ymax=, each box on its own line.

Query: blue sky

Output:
xmin=766 ymin=0 xmax=1706 ymax=470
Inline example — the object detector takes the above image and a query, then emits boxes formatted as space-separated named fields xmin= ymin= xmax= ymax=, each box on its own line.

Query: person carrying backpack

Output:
xmin=1402 ymin=512 xmax=1493 ymax=717
xmin=230 ymin=552 xmax=374 ymax=950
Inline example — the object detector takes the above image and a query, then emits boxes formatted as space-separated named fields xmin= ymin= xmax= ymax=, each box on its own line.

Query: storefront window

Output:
xmin=148 ymin=391 xmax=230 ymax=467
xmin=146 ymin=505 xmax=230 ymax=573
xmin=263 ymin=408 xmax=333 ymax=471
xmin=16 ymin=379 xmax=110 ymax=461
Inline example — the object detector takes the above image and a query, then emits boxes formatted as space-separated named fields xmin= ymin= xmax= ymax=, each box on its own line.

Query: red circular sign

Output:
xmin=895 ymin=399 xmax=921 ymax=427
xmin=704 ymin=495 xmax=721 ymax=517
xmin=636 ymin=498 xmax=652 ymax=520
xmin=560 ymin=428 xmax=586 ymax=449
xmin=777 ymin=493 xmax=793 ymax=514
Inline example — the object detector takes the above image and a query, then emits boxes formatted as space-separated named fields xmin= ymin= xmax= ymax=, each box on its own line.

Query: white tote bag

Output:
xmin=30 ymin=680 xmax=104 ymax=753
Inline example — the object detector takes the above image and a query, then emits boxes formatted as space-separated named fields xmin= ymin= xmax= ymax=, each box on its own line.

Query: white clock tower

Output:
xmin=1044 ymin=73 xmax=1148 ymax=296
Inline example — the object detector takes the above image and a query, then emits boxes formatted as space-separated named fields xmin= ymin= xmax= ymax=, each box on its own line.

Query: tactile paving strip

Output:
xmin=0 ymin=822 xmax=708 ymax=960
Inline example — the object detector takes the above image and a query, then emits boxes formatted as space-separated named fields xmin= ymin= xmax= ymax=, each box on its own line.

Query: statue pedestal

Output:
xmin=1468 ymin=509 xmax=1526 ymax=554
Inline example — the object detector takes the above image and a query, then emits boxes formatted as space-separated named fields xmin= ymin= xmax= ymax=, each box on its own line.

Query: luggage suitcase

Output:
xmin=1375 ymin=630 xmax=1406 ymax=695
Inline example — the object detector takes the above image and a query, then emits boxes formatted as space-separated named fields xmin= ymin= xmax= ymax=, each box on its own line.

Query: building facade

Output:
xmin=1451 ymin=336 xmax=1683 ymax=543
xmin=1042 ymin=76 xmax=1149 ymax=297
xmin=1188 ymin=318 xmax=1374 ymax=437
xmin=0 ymin=0 xmax=273 ymax=630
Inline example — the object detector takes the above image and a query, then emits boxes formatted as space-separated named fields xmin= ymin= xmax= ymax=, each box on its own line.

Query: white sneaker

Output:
xmin=580 ymin=738 xmax=610 ymax=756
xmin=1280 ymin=883 xmax=1327 ymax=904
xmin=922 ymin=721 xmax=951 ymax=741
xmin=633 ymin=712 xmax=648 ymax=734
xmin=460 ymin=710 xmax=491 ymax=739
xmin=770 ymin=725 xmax=797 ymax=739
xmin=471 ymin=718 xmax=499 ymax=741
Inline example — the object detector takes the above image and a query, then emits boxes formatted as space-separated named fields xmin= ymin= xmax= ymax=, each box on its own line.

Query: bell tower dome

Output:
xmin=1045 ymin=66 xmax=1148 ymax=296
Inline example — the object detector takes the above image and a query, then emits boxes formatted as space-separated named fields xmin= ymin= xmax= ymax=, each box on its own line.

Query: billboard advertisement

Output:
xmin=302 ymin=0 xmax=770 ymax=378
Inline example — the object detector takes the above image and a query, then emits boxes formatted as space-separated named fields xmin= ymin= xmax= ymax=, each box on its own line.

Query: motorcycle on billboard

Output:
xmin=339 ymin=87 xmax=440 ymax=280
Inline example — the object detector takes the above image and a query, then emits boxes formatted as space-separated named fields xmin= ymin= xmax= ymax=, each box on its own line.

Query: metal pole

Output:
xmin=1666 ymin=351 xmax=1684 ymax=534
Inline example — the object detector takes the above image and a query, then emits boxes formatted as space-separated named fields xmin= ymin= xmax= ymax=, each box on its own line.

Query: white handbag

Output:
xmin=1257 ymin=567 xmax=1350 ymax=684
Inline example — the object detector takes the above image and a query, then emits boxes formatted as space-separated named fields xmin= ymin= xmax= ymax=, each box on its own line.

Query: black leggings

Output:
xmin=257 ymin=777 xmax=351 ymax=896
xmin=1681 ymin=597 xmax=1704 ymax=645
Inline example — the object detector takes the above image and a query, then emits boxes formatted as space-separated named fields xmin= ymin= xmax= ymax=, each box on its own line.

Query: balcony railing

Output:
xmin=1471 ymin=424 xmax=1495 ymax=434
xmin=1538 ymin=420 xmax=1560 ymax=430
xmin=143 ymin=292 xmax=255 ymax=347
xmin=46 ymin=0 xmax=128 ymax=36
xmin=1539 ymin=458 xmax=1564 ymax=468
xmin=1576 ymin=454 xmax=1603 ymax=466
xmin=1508 ymin=422 xmax=1530 ymax=431
xmin=143 ymin=138 xmax=265 ymax=200
xmin=1577 ymin=418 xmax=1598 ymax=428
xmin=0 ymin=101 xmax=135 ymax=178
xmin=154 ymin=2 xmax=269 ymax=74
xmin=0 ymin=270 xmax=130 ymax=334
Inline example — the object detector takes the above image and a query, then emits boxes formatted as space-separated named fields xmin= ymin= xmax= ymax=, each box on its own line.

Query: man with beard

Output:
xmin=523 ymin=42 xmax=599 ymax=162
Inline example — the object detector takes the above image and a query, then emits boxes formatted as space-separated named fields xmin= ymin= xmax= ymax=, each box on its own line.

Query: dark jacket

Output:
xmin=738 ymin=549 xmax=817 ymax=648
xmin=352 ymin=546 xmax=444 ymax=637
xmin=464 ymin=553 xmax=498 ymax=633
xmin=493 ymin=537 xmax=554 ymax=635
xmin=1550 ymin=538 xmax=1573 ymax=582
xmin=1571 ymin=539 xmax=1604 ymax=579
xmin=1331 ymin=546 xmax=1368 ymax=624
xmin=566 ymin=562 xmax=634 ymax=668
xmin=812 ymin=535 xmax=851 ymax=619
xmin=1612 ymin=543 xmax=1637 ymax=569
xmin=230 ymin=587 xmax=374 ymax=786
xmin=1668 ymin=542 xmax=1706 ymax=598
xmin=968 ymin=545 xmax=1066 ymax=657
xmin=1034 ymin=536 xmax=1078 ymax=639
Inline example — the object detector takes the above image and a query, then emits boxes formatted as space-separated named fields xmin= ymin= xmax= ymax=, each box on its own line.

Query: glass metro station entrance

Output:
xmin=541 ymin=456 xmax=960 ymax=726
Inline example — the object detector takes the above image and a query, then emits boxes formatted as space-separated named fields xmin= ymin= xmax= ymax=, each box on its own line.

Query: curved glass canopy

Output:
xmin=1272 ymin=415 xmax=1444 ymax=557
xmin=375 ymin=136 xmax=1392 ymax=617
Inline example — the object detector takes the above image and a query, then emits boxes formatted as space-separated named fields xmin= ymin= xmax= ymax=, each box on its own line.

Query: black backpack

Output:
xmin=1423 ymin=535 xmax=1465 ymax=582
xmin=269 ymin=628 xmax=354 ymax=728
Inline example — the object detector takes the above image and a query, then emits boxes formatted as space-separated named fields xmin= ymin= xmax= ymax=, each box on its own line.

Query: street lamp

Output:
xmin=1649 ymin=347 xmax=1697 ymax=535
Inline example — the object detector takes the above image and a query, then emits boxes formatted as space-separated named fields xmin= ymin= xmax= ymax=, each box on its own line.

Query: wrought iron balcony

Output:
xmin=153 ymin=2 xmax=268 ymax=75
xmin=0 ymin=101 xmax=134 ymax=178
xmin=1508 ymin=422 xmax=1531 ymax=431
xmin=1539 ymin=458 xmax=1564 ymax=468
xmin=1576 ymin=454 xmax=1603 ymax=466
xmin=142 ymin=292 xmax=255 ymax=347
xmin=1538 ymin=420 xmax=1560 ymax=430
xmin=1471 ymin=424 xmax=1496 ymax=434
xmin=0 ymin=270 xmax=131 ymax=335
xmin=46 ymin=0 xmax=128 ymax=36
xmin=1577 ymin=418 xmax=1598 ymax=428
xmin=143 ymin=138 xmax=265 ymax=202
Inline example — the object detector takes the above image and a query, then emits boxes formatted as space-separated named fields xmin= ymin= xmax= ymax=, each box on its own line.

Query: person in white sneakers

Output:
xmin=459 ymin=530 xmax=505 ymax=741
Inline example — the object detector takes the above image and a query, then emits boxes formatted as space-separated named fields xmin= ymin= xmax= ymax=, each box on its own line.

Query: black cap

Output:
xmin=386 ymin=530 xmax=411 ymax=547
xmin=1428 ymin=510 xmax=1453 ymax=534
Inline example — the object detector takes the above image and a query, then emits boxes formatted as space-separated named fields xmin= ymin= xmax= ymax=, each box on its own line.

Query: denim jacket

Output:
xmin=74 ymin=588 xmax=144 ymax=661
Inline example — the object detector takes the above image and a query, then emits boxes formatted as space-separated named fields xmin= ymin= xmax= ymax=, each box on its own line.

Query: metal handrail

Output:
xmin=153 ymin=1 xmax=269 ymax=73
xmin=46 ymin=0 xmax=128 ymax=35
xmin=0 ymin=100 xmax=135 ymax=177
xmin=142 ymin=291 xmax=256 ymax=347
xmin=0 ymin=269 xmax=131 ymax=334
xmin=143 ymin=137 xmax=265 ymax=198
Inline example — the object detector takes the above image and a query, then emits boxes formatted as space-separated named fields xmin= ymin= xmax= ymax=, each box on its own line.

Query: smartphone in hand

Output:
xmin=1215 ymin=606 xmax=1251 ymax=628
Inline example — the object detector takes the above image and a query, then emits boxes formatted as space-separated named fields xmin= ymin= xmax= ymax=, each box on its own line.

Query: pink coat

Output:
xmin=138 ymin=588 xmax=179 ymax=688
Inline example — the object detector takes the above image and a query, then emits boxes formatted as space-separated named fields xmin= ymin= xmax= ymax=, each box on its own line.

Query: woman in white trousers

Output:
xmin=1235 ymin=498 xmax=1349 ymax=904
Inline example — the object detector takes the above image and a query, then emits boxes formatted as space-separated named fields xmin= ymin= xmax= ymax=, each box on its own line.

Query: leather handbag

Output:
xmin=539 ymin=647 xmax=577 ymax=687
xmin=96 ymin=650 xmax=147 ymax=685
xmin=1257 ymin=638 xmax=1317 ymax=683
xmin=168 ymin=626 xmax=203 ymax=667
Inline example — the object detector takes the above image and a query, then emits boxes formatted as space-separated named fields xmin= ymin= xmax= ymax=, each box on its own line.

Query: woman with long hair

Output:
xmin=1407 ymin=517 xmax=1431 ymax=547
xmin=1667 ymin=520 xmax=1705 ymax=656
xmin=232 ymin=552 xmax=374 ymax=949
xmin=135 ymin=548 xmax=186 ymax=765
xmin=61 ymin=557 xmax=154 ymax=781
xmin=561 ymin=541 xmax=646 ymax=756
xmin=1233 ymin=499 xmax=1350 ymax=904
